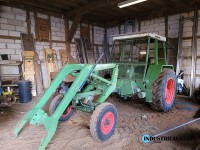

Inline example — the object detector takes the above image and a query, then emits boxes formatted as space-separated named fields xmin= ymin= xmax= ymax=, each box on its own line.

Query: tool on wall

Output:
xmin=123 ymin=19 xmax=136 ymax=33
xmin=75 ymin=37 xmax=94 ymax=63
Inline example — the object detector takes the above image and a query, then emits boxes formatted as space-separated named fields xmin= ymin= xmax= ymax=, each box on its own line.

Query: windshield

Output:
xmin=110 ymin=37 xmax=148 ymax=62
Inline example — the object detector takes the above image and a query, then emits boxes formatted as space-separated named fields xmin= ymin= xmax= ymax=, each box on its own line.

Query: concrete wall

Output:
xmin=0 ymin=5 xmax=105 ymax=89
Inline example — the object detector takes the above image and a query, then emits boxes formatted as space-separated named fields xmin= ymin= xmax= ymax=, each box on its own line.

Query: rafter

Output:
xmin=66 ymin=0 xmax=108 ymax=17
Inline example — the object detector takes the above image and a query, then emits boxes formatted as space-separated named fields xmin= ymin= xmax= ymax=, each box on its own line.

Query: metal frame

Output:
xmin=14 ymin=64 xmax=118 ymax=150
xmin=113 ymin=33 xmax=166 ymax=42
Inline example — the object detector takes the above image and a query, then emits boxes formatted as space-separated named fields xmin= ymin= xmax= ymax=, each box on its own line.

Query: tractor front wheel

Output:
xmin=151 ymin=68 xmax=176 ymax=112
xmin=90 ymin=102 xmax=118 ymax=142
xmin=49 ymin=94 xmax=75 ymax=122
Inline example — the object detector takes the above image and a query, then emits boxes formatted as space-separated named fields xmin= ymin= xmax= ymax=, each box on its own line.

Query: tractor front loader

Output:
xmin=14 ymin=63 xmax=119 ymax=150
xmin=14 ymin=33 xmax=177 ymax=150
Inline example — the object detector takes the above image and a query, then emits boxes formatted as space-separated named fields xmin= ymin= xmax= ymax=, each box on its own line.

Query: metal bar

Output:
xmin=163 ymin=42 xmax=167 ymax=64
xmin=143 ymin=37 xmax=150 ymax=80
xmin=154 ymin=38 xmax=158 ymax=65
xmin=78 ymin=53 xmax=104 ymax=91
xmin=93 ymin=63 xmax=117 ymax=71
xmin=154 ymin=117 xmax=200 ymax=137
xmin=74 ymin=90 xmax=102 ymax=100
xmin=97 ymin=65 xmax=118 ymax=103
xmin=91 ymin=74 xmax=112 ymax=85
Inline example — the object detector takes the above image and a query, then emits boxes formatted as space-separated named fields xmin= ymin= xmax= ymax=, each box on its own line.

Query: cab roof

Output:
xmin=113 ymin=33 xmax=166 ymax=42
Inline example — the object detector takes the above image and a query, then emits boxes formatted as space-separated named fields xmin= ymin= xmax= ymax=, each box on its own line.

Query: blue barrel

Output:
xmin=18 ymin=80 xmax=32 ymax=103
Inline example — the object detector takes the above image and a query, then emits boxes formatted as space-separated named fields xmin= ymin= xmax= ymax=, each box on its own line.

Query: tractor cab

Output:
xmin=110 ymin=33 xmax=167 ymax=80
xmin=109 ymin=33 xmax=173 ymax=100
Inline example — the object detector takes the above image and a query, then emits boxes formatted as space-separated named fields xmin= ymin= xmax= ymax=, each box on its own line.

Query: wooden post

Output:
xmin=118 ymin=25 xmax=121 ymax=34
xmin=138 ymin=17 xmax=141 ymax=32
xmin=34 ymin=11 xmax=38 ymax=40
xmin=65 ymin=18 xmax=71 ymax=52
xmin=26 ymin=9 xmax=31 ymax=34
xmin=165 ymin=14 xmax=168 ymax=38
xmin=48 ymin=15 xmax=52 ymax=49
xmin=92 ymin=23 xmax=94 ymax=52
xmin=68 ymin=13 xmax=82 ymax=43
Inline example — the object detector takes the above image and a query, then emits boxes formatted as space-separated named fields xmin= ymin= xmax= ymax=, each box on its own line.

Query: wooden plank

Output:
xmin=43 ymin=48 xmax=59 ymax=85
xmin=92 ymin=24 xmax=94 ymax=52
xmin=34 ymin=11 xmax=38 ymax=40
xmin=48 ymin=15 xmax=52 ymax=49
xmin=22 ymin=51 xmax=37 ymax=96
xmin=65 ymin=18 xmax=71 ymax=52
xmin=34 ymin=52 xmax=44 ymax=94
xmin=165 ymin=14 xmax=168 ymax=38
xmin=59 ymin=49 xmax=77 ymax=82
xmin=26 ymin=9 xmax=31 ymax=34
xmin=37 ymin=18 xmax=50 ymax=41
xmin=22 ymin=51 xmax=35 ymax=57
xmin=80 ymin=25 xmax=90 ymax=39
xmin=21 ymin=33 xmax=35 ymax=51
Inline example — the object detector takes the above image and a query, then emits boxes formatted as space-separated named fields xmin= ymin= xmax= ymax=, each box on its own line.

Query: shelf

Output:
xmin=0 ymin=60 xmax=22 ymax=66
xmin=2 ymin=84 xmax=18 ymax=87
xmin=0 ymin=74 xmax=21 ymax=77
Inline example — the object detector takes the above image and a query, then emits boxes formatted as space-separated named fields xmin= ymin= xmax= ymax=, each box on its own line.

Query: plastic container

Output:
xmin=18 ymin=80 xmax=32 ymax=103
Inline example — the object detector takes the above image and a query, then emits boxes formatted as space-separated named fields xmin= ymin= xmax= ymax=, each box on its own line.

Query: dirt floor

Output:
xmin=0 ymin=95 xmax=200 ymax=150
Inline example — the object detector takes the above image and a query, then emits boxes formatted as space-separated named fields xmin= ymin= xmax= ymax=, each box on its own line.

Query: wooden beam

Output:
xmin=165 ymin=14 xmax=168 ymax=38
xmin=65 ymin=18 xmax=71 ymax=52
xmin=48 ymin=15 xmax=52 ymax=49
xmin=34 ymin=11 xmax=39 ymax=40
xmin=68 ymin=13 xmax=83 ymax=43
xmin=66 ymin=0 xmax=107 ymax=17
xmin=138 ymin=17 xmax=141 ymax=32
xmin=92 ymin=24 xmax=94 ymax=53
xmin=26 ymin=9 xmax=31 ymax=34
xmin=118 ymin=25 xmax=121 ymax=34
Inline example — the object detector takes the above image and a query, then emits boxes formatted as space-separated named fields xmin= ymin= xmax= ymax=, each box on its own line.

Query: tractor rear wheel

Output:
xmin=49 ymin=94 xmax=75 ymax=122
xmin=90 ymin=102 xmax=118 ymax=142
xmin=151 ymin=68 xmax=176 ymax=112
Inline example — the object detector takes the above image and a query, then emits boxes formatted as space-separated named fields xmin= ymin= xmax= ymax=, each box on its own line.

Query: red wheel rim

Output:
xmin=101 ymin=111 xmax=114 ymax=134
xmin=165 ymin=79 xmax=175 ymax=104
xmin=61 ymin=106 xmax=72 ymax=117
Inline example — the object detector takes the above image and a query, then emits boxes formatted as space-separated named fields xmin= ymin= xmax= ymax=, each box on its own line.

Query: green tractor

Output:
xmin=110 ymin=33 xmax=176 ymax=111
xmin=14 ymin=33 xmax=176 ymax=150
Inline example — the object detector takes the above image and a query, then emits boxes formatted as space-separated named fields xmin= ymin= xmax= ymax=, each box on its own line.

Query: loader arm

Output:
xmin=14 ymin=63 xmax=118 ymax=150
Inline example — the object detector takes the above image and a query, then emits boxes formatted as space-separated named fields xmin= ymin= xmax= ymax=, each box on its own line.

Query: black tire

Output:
xmin=90 ymin=102 xmax=118 ymax=142
xmin=150 ymin=68 xmax=177 ymax=112
xmin=49 ymin=94 xmax=75 ymax=122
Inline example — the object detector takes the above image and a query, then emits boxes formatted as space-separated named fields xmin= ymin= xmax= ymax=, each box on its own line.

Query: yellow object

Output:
xmin=2 ymin=91 xmax=13 ymax=96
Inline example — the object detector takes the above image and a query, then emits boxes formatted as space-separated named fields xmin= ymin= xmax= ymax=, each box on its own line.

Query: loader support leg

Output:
xmin=98 ymin=66 xmax=118 ymax=103
xmin=14 ymin=119 xmax=27 ymax=136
